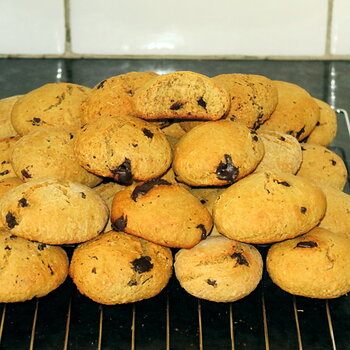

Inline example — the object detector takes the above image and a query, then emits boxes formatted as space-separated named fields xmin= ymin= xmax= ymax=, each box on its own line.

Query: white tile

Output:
xmin=70 ymin=0 xmax=328 ymax=56
xmin=331 ymin=0 xmax=350 ymax=55
xmin=0 ymin=0 xmax=65 ymax=55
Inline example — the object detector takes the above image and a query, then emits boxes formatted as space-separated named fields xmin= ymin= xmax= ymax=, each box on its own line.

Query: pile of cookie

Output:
xmin=0 ymin=71 xmax=349 ymax=305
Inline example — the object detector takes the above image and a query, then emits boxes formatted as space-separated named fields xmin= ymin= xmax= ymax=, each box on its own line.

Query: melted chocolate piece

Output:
xmin=21 ymin=169 xmax=32 ymax=179
xmin=331 ymin=159 xmax=337 ymax=166
xmin=81 ymin=192 xmax=86 ymax=199
xmin=128 ymin=279 xmax=138 ymax=286
xmin=111 ymin=216 xmax=127 ymax=232
xmin=0 ymin=170 xmax=10 ymax=176
xmin=111 ymin=158 xmax=133 ymax=185
xmin=316 ymin=121 xmax=321 ymax=126
xmin=296 ymin=126 xmax=305 ymax=140
xmin=216 ymin=154 xmax=239 ymax=182
xmin=300 ymin=207 xmax=307 ymax=214
xmin=231 ymin=252 xmax=249 ymax=266
xmin=295 ymin=241 xmax=318 ymax=248
xmin=91 ymin=267 xmax=97 ymax=274
xmin=279 ymin=136 xmax=286 ymax=141
xmin=6 ymin=212 xmax=18 ymax=229
xmin=273 ymin=179 xmax=291 ymax=187
xmin=206 ymin=279 xmax=217 ymax=287
xmin=170 ymin=101 xmax=185 ymax=110
xmin=200 ymin=199 xmax=207 ymax=204
xmin=4 ymin=245 xmax=11 ymax=250
xmin=29 ymin=117 xmax=42 ymax=126
xmin=197 ymin=224 xmax=207 ymax=240
xmin=131 ymin=256 xmax=153 ymax=273
xmin=18 ymin=198 xmax=29 ymax=207
xmin=37 ymin=243 xmax=47 ymax=251
xmin=301 ymin=146 xmax=306 ymax=151
xmin=96 ymin=79 xmax=106 ymax=89
xmin=131 ymin=178 xmax=171 ymax=201
xmin=197 ymin=96 xmax=207 ymax=110
xmin=142 ymin=128 xmax=154 ymax=139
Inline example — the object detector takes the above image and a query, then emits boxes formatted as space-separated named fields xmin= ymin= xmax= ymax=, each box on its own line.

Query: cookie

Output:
xmin=296 ymin=143 xmax=347 ymax=190
xmin=0 ymin=136 xmax=21 ymax=180
xmin=178 ymin=120 xmax=204 ymax=133
xmin=0 ymin=228 xmax=68 ymax=302
xmin=306 ymin=98 xmax=337 ymax=147
xmin=69 ymin=230 xmax=173 ymax=305
xmin=74 ymin=115 xmax=172 ymax=184
xmin=174 ymin=236 xmax=263 ymax=302
xmin=213 ymin=171 xmax=327 ymax=244
xmin=266 ymin=227 xmax=350 ymax=299
xmin=0 ymin=179 xmax=109 ymax=245
xmin=259 ymin=81 xmax=320 ymax=141
xmin=134 ymin=71 xmax=230 ymax=120
xmin=161 ymin=121 xmax=187 ymax=138
xmin=254 ymin=131 xmax=302 ymax=174
xmin=173 ymin=120 xmax=265 ymax=186
xmin=10 ymin=126 xmax=101 ymax=187
xmin=0 ymin=177 xmax=22 ymax=200
xmin=212 ymin=73 xmax=278 ymax=129
xmin=0 ymin=95 xmax=20 ymax=138
xmin=80 ymin=71 xmax=158 ymax=125
xmin=11 ymin=82 xmax=91 ymax=136
xmin=318 ymin=185 xmax=350 ymax=238
xmin=110 ymin=179 xmax=213 ymax=248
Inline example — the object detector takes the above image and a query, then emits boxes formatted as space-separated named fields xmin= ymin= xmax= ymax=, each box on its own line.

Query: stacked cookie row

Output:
xmin=0 ymin=71 xmax=349 ymax=304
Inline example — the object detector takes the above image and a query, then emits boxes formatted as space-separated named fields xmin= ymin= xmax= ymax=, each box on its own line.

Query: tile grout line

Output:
xmin=64 ymin=0 xmax=72 ymax=56
xmin=325 ymin=0 xmax=334 ymax=55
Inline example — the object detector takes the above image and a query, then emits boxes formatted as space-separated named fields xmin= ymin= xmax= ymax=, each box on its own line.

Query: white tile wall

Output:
xmin=331 ymin=0 xmax=350 ymax=55
xmin=70 ymin=0 xmax=328 ymax=56
xmin=0 ymin=0 xmax=65 ymax=55
xmin=0 ymin=0 xmax=349 ymax=57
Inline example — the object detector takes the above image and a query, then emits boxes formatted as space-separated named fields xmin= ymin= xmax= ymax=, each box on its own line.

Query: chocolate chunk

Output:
xmin=273 ymin=179 xmax=291 ymax=187
xmin=131 ymin=178 xmax=171 ymax=201
xmin=230 ymin=116 xmax=236 ymax=121
xmin=6 ymin=212 xmax=18 ymax=229
xmin=170 ymin=101 xmax=185 ymax=110
xmin=91 ymin=267 xmax=97 ymax=274
xmin=279 ymin=136 xmax=286 ymax=141
xmin=69 ymin=133 xmax=74 ymax=139
xmin=316 ymin=121 xmax=320 ymax=126
xmin=0 ymin=170 xmax=10 ymax=176
xmin=21 ymin=169 xmax=32 ymax=179
xmin=128 ymin=279 xmax=138 ymax=286
xmin=197 ymin=96 xmax=207 ymax=110
xmin=126 ymin=89 xmax=134 ymax=95
xmin=131 ymin=256 xmax=153 ymax=273
xmin=252 ymin=135 xmax=259 ymax=142
xmin=206 ymin=279 xmax=217 ymax=287
xmin=197 ymin=224 xmax=207 ymax=240
xmin=29 ymin=117 xmax=43 ymax=126
xmin=231 ymin=252 xmax=249 ymax=266
xmin=331 ymin=159 xmax=337 ymax=166
xmin=216 ymin=154 xmax=239 ymax=182
xmin=9 ymin=234 xmax=17 ymax=239
xmin=295 ymin=241 xmax=318 ymax=248
xmin=296 ymin=126 xmax=305 ymax=139
xmin=252 ymin=113 xmax=264 ymax=130
xmin=111 ymin=158 xmax=133 ymax=185
xmin=47 ymin=264 xmax=54 ymax=275
xmin=18 ymin=197 xmax=29 ymax=207
xmin=111 ymin=216 xmax=127 ymax=232
xmin=142 ymin=128 xmax=154 ymax=139
xmin=200 ymin=199 xmax=207 ymax=204
xmin=37 ymin=243 xmax=47 ymax=251
xmin=301 ymin=146 xmax=306 ymax=151
xmin=96 ymin=79 xmax=106 ymax=89
xmin=4 ymin=245 xmax=11 ymax=250
xmin=300 ymin=207 xmax=307 ymax=214
xmin=132 ymin=143 xmax=138 ymax=148
xmin=80 ymin=192 xmax=86 ymax=199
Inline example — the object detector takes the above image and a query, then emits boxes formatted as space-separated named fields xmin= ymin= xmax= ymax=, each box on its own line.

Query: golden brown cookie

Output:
xmin=134 ymin=71 xmax=230 ymax=120
xmin=254 ymin=130 xmax=302 ymax=174
xmin=212 ymin=73 xmax=278 ymax=129
xmin=267 ymin=227 xmax=350 ymax=299
xmin=10 ymin=126 xmax=101 ymax=187
xmin=0 ymin=177 xmax=22 ymax=200
xmin=0 ymin=136 xmax=21 ymax=180
xmin=11 ymin=82 xmax=91 ymax=136
xmin=111 ymin=179 xmax=213 ymax=248
xmin=0 ymin=95 xmax=20 ymax=138
xmin=259 ymin=81 xmax=320 ymax=141
xmin=296 ymin=143 xmax=347 ymax=190
xmin=306 ymin=98 xmax=337 ymax=147
xmin=0 ymin=179 xmax=109 ymax=245
xmin=69 ymin=230 xmax=173 ymax=305
xmin=318 ymin=185 xmax=350 ymax=238
xmin=0 ymin=228 xmax=68 ymax=302
xmin=173 ymin=120 xmax=264 ymax=186
xmin=80 ymin=71 xmax=158 ymax=124
xmin=161 ymin=121 xmax=187 ymax=138
xmin=74 ymin=115 xmax=172 ymax=184
xmin=174 ymin=236 xmax=263 ymax=302
xmin=213 ymin=171 xmax=327 ymax=244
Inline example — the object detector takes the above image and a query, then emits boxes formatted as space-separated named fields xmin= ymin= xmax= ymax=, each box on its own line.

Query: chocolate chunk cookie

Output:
xmin=173 ymin=120 xmax=264 ymax=186
xmin=111 ymin=181 xmax=213 ymax=248
xmin=0 ymin=179 xmax=109 ymax=244
xmin=0 ymin=228 xmax=68 ymax=302
xmin=134 ymin=71 xmax=230 ymax=120
xmin=174 ymin=236 xmax=263 ymax=302
xmin=69 ymin=230 xmax=173 ymax=304
xmin=267 ymin=227 xmax=350 ymax=298
xmin=213 ymin=171 xmax=327 ymax=244
xmin=74 ymin=114 xmax=172 ymax=184
xmin=0 ymin=95 xmax=21 ymax=138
